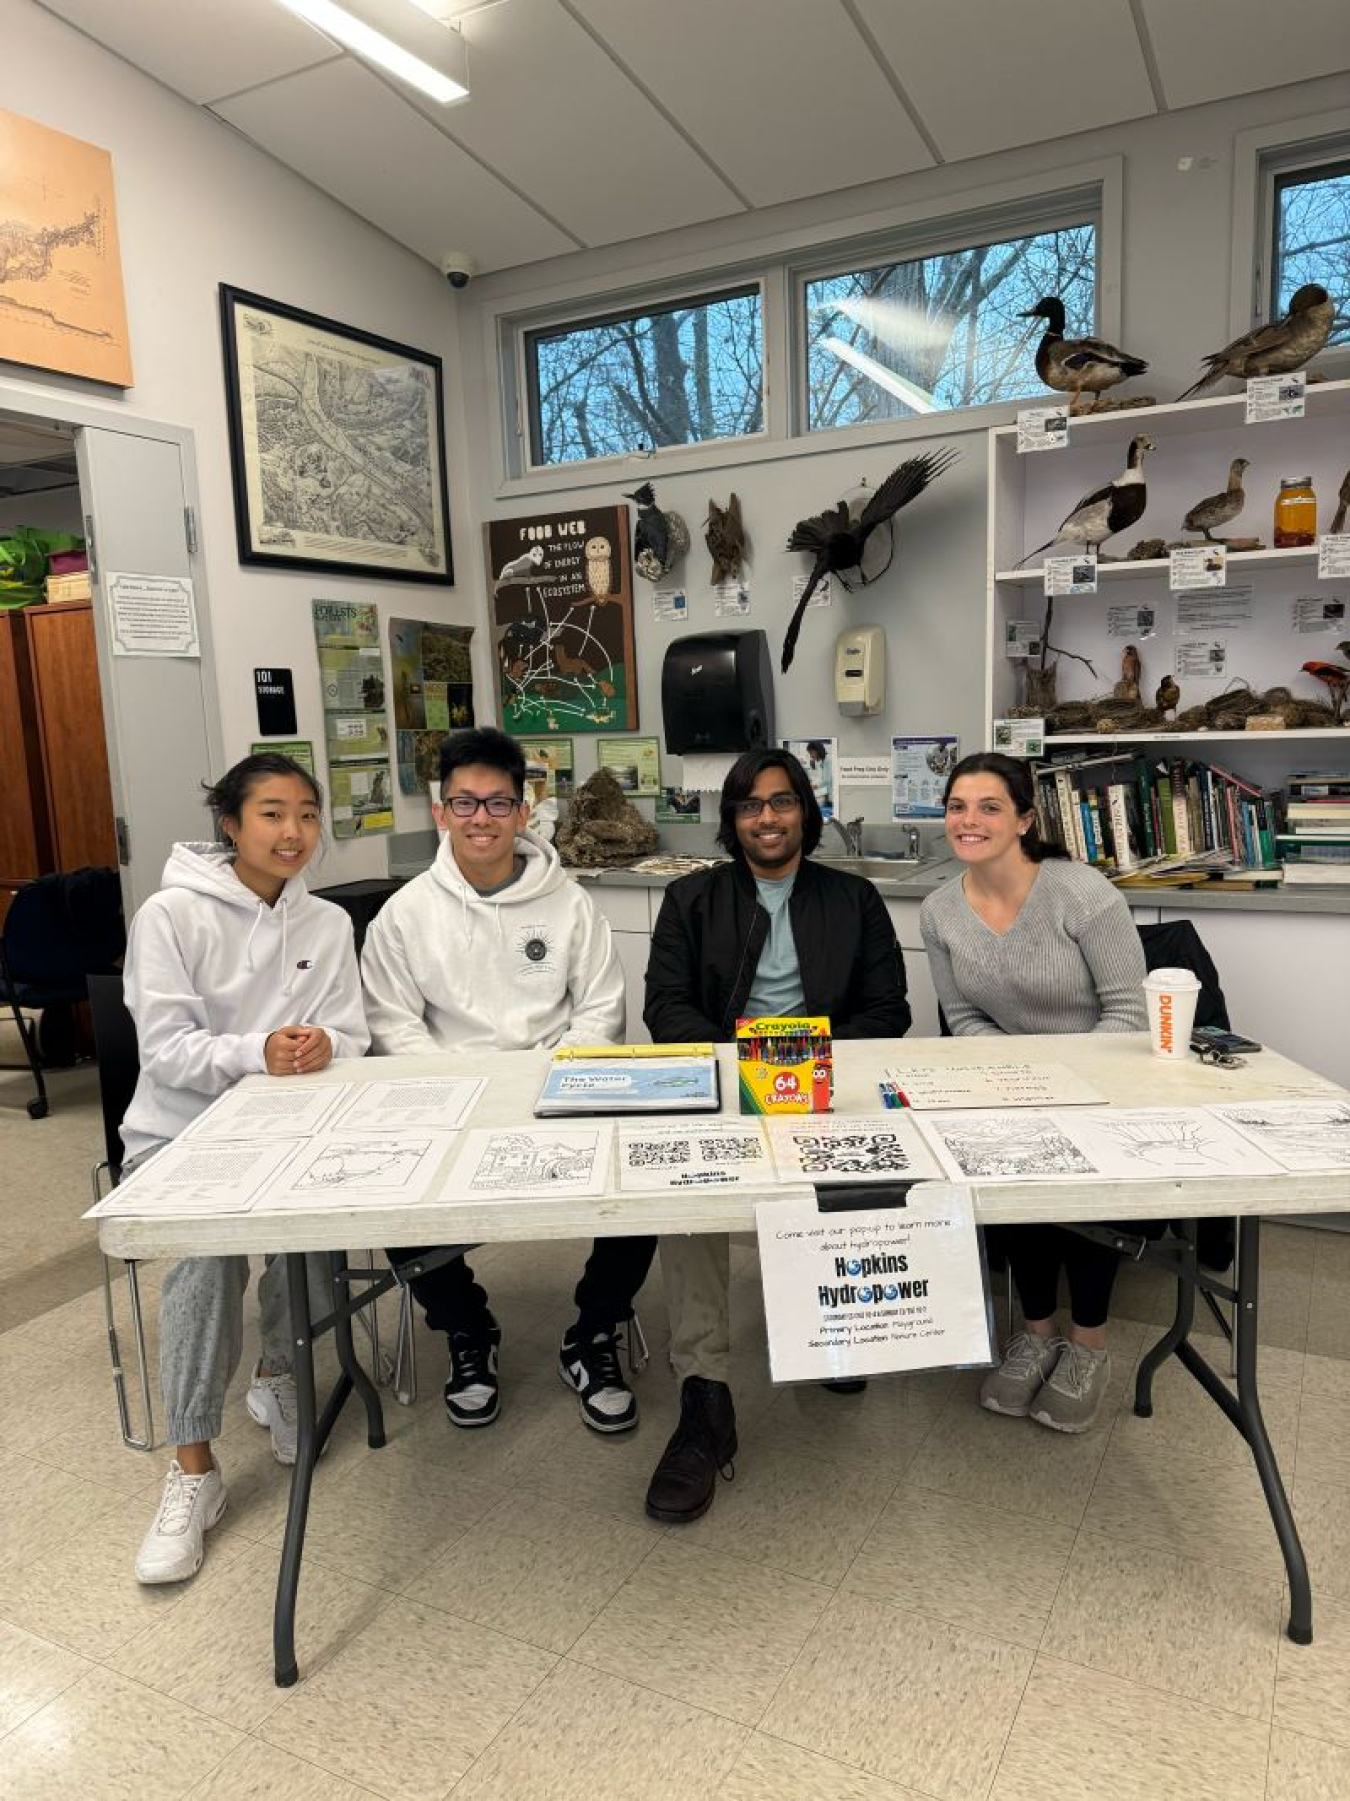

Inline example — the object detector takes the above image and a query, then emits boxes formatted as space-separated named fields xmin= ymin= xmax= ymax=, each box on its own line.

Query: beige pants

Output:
xmin=660 ymin=1234 xmax=730 ymax=1383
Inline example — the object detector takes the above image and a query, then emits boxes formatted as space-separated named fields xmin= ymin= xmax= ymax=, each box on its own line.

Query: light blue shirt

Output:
xmin=746 ymin=872 xmax=805 ymax=1016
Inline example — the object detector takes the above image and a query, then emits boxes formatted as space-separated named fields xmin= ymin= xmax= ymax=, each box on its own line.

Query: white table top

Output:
xmin=96 ymin=1034 xmax=1350 ymax=1260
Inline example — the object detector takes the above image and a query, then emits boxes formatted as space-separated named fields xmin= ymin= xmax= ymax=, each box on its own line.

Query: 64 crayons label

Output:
xmin=736 ymin=1016 xmax=832 ymax=1115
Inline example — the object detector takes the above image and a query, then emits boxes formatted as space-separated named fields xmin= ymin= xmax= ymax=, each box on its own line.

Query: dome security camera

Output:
xmin=440 ymin=253 xmax=477 ymax=291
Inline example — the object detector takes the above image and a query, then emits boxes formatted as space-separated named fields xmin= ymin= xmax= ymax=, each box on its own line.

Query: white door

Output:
xmin=76 ymin=425 xmax=223 ymax=913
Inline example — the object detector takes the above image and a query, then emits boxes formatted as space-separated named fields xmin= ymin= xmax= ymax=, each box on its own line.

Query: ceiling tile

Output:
xmin=570 ymin=0 xmax=934 ymax=206
xmin=39 ymin=0 xmax=338 ymax=105
xmin=213 ymin=59 xmax=575 ymax=271
xmin=854 ymin=0 xmax=1157 ymax=162
xmin=1139 ymin=0 xmax=1350 ymax=109
xmin=444 ymin=0 xmax=744 ymax=243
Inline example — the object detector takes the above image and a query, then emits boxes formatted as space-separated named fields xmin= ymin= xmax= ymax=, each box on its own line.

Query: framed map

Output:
xmin=0 ymin=110 xmax=132 ymax=386
xmin=489 ymin=504 xmax=637 ymax=735
xmin=220 ymin=286 xmax=452 ymax=584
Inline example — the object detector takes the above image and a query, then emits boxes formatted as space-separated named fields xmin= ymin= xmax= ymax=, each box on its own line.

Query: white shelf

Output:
xmin=990 ymin=377 xmax=1350 ymax=449
xmin=1044 ymin=728 xmax=1350 ymax=746
xmin=995 ymin=545 xmax=1321 ymax=586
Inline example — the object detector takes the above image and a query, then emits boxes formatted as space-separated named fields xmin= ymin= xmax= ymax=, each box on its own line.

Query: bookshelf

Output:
xmin=984 ymin=378 xmax=1350 ymax=780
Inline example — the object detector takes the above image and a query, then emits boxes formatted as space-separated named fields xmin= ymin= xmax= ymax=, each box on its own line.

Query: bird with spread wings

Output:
xmin=780 ymin=448 xmax=957 ymax=672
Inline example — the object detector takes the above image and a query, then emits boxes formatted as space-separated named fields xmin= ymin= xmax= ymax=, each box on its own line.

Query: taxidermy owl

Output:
xmin=584 ymin=536 xmax=613 ymax=601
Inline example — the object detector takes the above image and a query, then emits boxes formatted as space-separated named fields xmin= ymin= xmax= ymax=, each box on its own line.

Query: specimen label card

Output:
xmin=1170 ymin=546 xmax=1226 ymax=590
xmin=447 ymin=1125 xmax=614 ymax=1200
xmin=1043 ymin=554 xmax=1097 ymax=596
xmin=1016 ymin=407 xmax=1069 ymax=452
xmin=715 ymin=580 xmax=750 ymax=616
xmin=1292 ymin=596 xmax=1346 ymax=633
xmin=616 ymin=1119 xmax=770 ymax=1192
xmin=756 ymin=1187 xmax=992 ymax=1382
xmin=992 ymin=717 xmax=1044 ymax=757
xmin=1106 ymin=602 xmax=1156 ymax=639
xmin=1318 ymin=535 xmax=1350 ymax=581
xmin=652 ymin=587 xmax=688 ymax=622
xmin=1245 ymin=371 xmax=1305 ymax=424
xmin=768 ymin=1113 xmax=944 ymax=1185
xmin=1176 ymin=639 xmax=1227 ymax=678
xmin=880 ymin=1060 xmax=1105 ymax=1110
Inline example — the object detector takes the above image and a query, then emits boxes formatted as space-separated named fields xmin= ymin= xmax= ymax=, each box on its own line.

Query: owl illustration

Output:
xmin=584 ymin=535 xmax=612 ymax=601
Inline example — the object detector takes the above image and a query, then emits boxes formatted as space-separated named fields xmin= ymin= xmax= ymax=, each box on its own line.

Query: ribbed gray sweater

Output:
xmin=919 ymin=859 xmax=1148 ymax=1037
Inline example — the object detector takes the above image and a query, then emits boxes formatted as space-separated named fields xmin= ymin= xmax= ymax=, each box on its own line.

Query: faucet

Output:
xmin=906 ymin=825 xmax=922 ymax=860
xmin=827 ymin=815 xmax=865 ymax=857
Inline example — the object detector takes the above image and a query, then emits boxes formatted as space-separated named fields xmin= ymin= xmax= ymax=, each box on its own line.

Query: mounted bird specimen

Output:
xmin=705 ymin=493 xmax=746 ymax=585
xmin=1178 ymin=284 xmax=1333 ymax=400
xmin=1020 ymin=434 xmax=1153 ymax=565
xmin=1330 ymin=468 xmax=1350 ymax=537
xmin=779 ymin=448 xmax=957 ymax=673
xmin=1156 ymin=673 xmax=1180 ymax=718
xmin=624 ymin=481 xmax=690 ymax=583
xmin=1302 ymin=659 xmax=1350 ymax=724
xmin=1114 ymin=643 xmax=1142 ymax=703
xmin=1183 ymin=457 xmax=1249 ymax=541
xmin=1022 ymin=295 xmax=1149 ymax=414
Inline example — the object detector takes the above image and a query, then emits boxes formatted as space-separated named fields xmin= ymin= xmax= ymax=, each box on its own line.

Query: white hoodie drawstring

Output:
xmin=244 ymin=902 xmax=265 ymax=971
xmin=243 ymin=894 xmax=293 ymax=993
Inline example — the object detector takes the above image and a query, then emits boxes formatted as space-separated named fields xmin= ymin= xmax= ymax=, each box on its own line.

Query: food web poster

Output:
xmin=311 ymin=600 xmax=392 ymax=838
xmin=388 ymin=616 xmax=475 ymax=795
xmin=488 ymin=505 xmax=637 ymax=735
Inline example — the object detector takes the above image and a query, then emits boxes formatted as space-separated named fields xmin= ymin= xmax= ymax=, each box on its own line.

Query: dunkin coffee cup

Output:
xmin=1142 ymin=967 xmax=1201 ymax=1060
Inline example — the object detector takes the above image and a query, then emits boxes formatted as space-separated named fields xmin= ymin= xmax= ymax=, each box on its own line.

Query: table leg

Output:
xmin=330 ymin=1253 xmax=386 ymax=1450
xmin=274 ymin=1252 xmax=318 ymax=1688
xmin=1233 ymin=1217 xmax=1312 ymax=1645
xmin=1133 ymin=1224 xmax=1197 ymax=1418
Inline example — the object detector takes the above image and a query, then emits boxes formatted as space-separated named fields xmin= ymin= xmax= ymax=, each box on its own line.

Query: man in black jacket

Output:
xmin=642 ymin=748 xmax=911 ymax=1523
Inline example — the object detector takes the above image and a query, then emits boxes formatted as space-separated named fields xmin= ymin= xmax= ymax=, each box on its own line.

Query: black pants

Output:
xmin=387 ymin=1236 xmax=657 ymax=1339
xmin=1007 ymin=1224 xmax=1119 ymax=1330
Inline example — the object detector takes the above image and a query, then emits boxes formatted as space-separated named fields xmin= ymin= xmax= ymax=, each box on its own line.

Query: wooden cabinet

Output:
xmin=0 ymin=600 xmax=117 ymax=885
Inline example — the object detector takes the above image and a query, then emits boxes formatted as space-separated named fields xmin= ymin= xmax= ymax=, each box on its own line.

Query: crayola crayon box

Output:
xmin=735 ymin=1016 xmax=832 ymax=1115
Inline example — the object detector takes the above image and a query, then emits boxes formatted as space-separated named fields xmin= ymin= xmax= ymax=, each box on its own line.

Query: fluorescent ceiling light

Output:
xmin=820 ymin=336 xmax=936 ymax=414
xmin=277 ymin=0 xmax=470 ymax=103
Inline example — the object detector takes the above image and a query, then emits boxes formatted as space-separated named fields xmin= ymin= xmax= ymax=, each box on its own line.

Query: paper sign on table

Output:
xmin=86 ymin=1140 xmax=306 ymax=1217
xmin=447 ymin=1125 xmax=614 ymax=1200
xmin=755 ymin=1186 xmax=992 ymax=1382
xmin=616 ymin=1119 xmax=770 ymax=1192
xmin=768 ymin=1113 xmax=944 ymax=1185
xmin=249 ymin=1131 xmax=459 ymax=1211
xmin=1207 ymin=1099 xmax=1350 ymax=1171
xmin=331 ymin=1078 xmax=485 ymax=1133
xmin=182 ymin=1082 xmax=351 ymax=1142
xmin=881 ymin=1060 xmax=1105 ymax=1110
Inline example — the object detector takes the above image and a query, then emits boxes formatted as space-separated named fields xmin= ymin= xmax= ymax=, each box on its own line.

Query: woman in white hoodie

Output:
xmin=123 ymin=753 xmax=369 ymax=1585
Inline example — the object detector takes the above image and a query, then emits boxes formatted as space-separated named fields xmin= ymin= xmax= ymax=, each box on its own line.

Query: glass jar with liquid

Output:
xmin=1274 ymin=477 xmax=1317 ymax=547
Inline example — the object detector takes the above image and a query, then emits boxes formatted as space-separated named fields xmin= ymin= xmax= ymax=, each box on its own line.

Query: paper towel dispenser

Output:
xmin=662 ymin=630 xmax=775 ymax=754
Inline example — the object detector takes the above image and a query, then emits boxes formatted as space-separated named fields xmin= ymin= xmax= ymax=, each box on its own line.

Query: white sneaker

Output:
xmin=135 ymin=1458 xmax=227 ymax=1585
xmin=246 ymin=1362 xmax=298 ymax=1464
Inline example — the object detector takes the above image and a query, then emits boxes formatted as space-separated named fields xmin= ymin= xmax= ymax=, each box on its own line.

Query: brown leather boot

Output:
xmin=645 ymin=1377 xmax=737 ymax=1524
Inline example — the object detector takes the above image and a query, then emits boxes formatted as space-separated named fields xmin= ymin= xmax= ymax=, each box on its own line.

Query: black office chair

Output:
xmin=1 ymin=868 xmax=125 ymax=1118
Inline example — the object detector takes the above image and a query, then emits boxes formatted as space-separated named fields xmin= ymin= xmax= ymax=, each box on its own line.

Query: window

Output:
xmin=525 ymin=286 xmax=763 ymax=468
xmin=804 ymin=220 xmax=1097 ymax=430
xmin=1271 ymin=159 xmax=1350 ymax=347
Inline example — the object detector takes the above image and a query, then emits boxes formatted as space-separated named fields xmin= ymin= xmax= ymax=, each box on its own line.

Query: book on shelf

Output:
xmin=1033 ymin=751 xmax=1279 ymax=876
xmin=1281 ymin=863 xmax=1350 ymax=886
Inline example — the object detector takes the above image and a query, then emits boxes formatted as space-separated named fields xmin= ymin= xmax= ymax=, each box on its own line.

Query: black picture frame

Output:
xmin=219 ymin=284 xmax=453 ymax=585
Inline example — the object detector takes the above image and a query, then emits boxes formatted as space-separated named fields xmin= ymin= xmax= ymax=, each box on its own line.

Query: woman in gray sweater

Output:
xmin=920 ymin=752 xmax=1146 ymax=1433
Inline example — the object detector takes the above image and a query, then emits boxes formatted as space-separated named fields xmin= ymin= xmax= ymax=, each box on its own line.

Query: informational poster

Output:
xmin=891 ymin=735 xmax=958 ymax=819
xmin=254 ymin=667 xmax=297 ymax=735
xmin=782 ymin=737 xmax=837 ymax=819
xmin=1176 ymin=639 xmax=1227 ymax=678
xmin=837 ymin=756 xmax=890 ymax=787
xmin=1043 ymin=554 xmax=1097 ymax=596
xmin=1317 ymin=534 xmax=1350 ymax=581
xmin=1175 ymin=586 xmax=1253 ymax=633
xmin=489 ymin=505 xmax=637 ymax=735
xmin=656 ymin=787 xmax=701 ymax=823
xmin=1016 ymin=406 xmax=1069 ymax=452
xmin=312 ymin=599 xmax=393 ymax=838
xmin=756 ymin=1188 xmax=993 ymax=1383
xmin=107 ymin=573 xmax=199 ymax=658
xmin=1245 ymin=371 xmax=1305 ymax=424
xmin=250 ymin=739 xmax=315 ymax=776
xmin=515 ymin=736 xmax=574 ymax=797
xmin=597 ymin=735 xmax=661 ymax=795
xmin=992 ymin=717 xmax=1044 ymax=757
xmin=1292 ymin=596 xmax=1346 ymax=634
xmin=1170 ymin=545 xmax=1227 ymax=590
xmin=1106 ymin=603 xmax=1156 ymax=640
xmin=388 ymin=615 xmax=474 ymax=795
xmin=1003 ymin=619 xmax=1043 ymax=659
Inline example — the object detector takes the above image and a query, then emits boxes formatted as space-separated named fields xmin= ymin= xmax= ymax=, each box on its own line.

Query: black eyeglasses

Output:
xmin=443 ymin=795 xmax=519 ymax=818
xmin=733 ymin=793 xmax=800 ymax=819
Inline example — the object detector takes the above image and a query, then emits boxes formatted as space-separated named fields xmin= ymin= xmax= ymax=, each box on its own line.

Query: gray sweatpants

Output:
xmin=127 ymin=1145 xmax=332 ymax=1446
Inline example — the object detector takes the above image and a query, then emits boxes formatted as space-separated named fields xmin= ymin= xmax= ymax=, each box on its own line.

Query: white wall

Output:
xmin=452 ymin=71 xmax=1350 ymax=852
xmin=5 ymin=0 xmax=483 ymax=880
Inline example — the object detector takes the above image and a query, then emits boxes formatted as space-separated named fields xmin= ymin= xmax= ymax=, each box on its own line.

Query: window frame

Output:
xmin=516 ymin=277 xmax=769 ymax=475
xmin=1261 ymin=140 xmax=1350 ymax=345
xmin=789 ymin=184 xmax=1102 ymax=438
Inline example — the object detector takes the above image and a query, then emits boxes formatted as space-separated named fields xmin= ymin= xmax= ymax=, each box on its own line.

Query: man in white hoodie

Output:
xmin=361 ymin=727 xmax=655 ymax=1433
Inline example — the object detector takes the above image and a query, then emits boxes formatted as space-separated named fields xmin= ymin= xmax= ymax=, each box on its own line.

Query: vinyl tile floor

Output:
xmin=4 ymin=1042 xmax=1350 ymax=1799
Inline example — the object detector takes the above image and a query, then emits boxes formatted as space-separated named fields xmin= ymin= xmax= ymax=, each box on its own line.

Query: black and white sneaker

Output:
xmin=445 ymin=1313 xmax=501 ymax=1428
xmin=558 ymin=1324 xmax=638 ymax=1433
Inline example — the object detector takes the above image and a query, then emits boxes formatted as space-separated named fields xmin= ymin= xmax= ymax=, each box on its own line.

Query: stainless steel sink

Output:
xmin=814 ymin=856 xmax=924 ymax=879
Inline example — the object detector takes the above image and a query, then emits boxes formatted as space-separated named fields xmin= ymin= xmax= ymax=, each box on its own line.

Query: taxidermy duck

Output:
xmin=705 ymin=493 xmax=746 ymax=585
xmin=1183 ymin=457 xmax=1249 ymax=541
xmin=624 ymin=481 xmax=690 ymax=583
xmin=1020 ymin=434 xmax=1153 ymax=565
xmin=1178 ymin=284 xmax=1334 ymax=399
xmin=1021 ymin=296 xmax=1149 ymax=414
xmin=780 ymin=448 xmax=957 ymax=672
